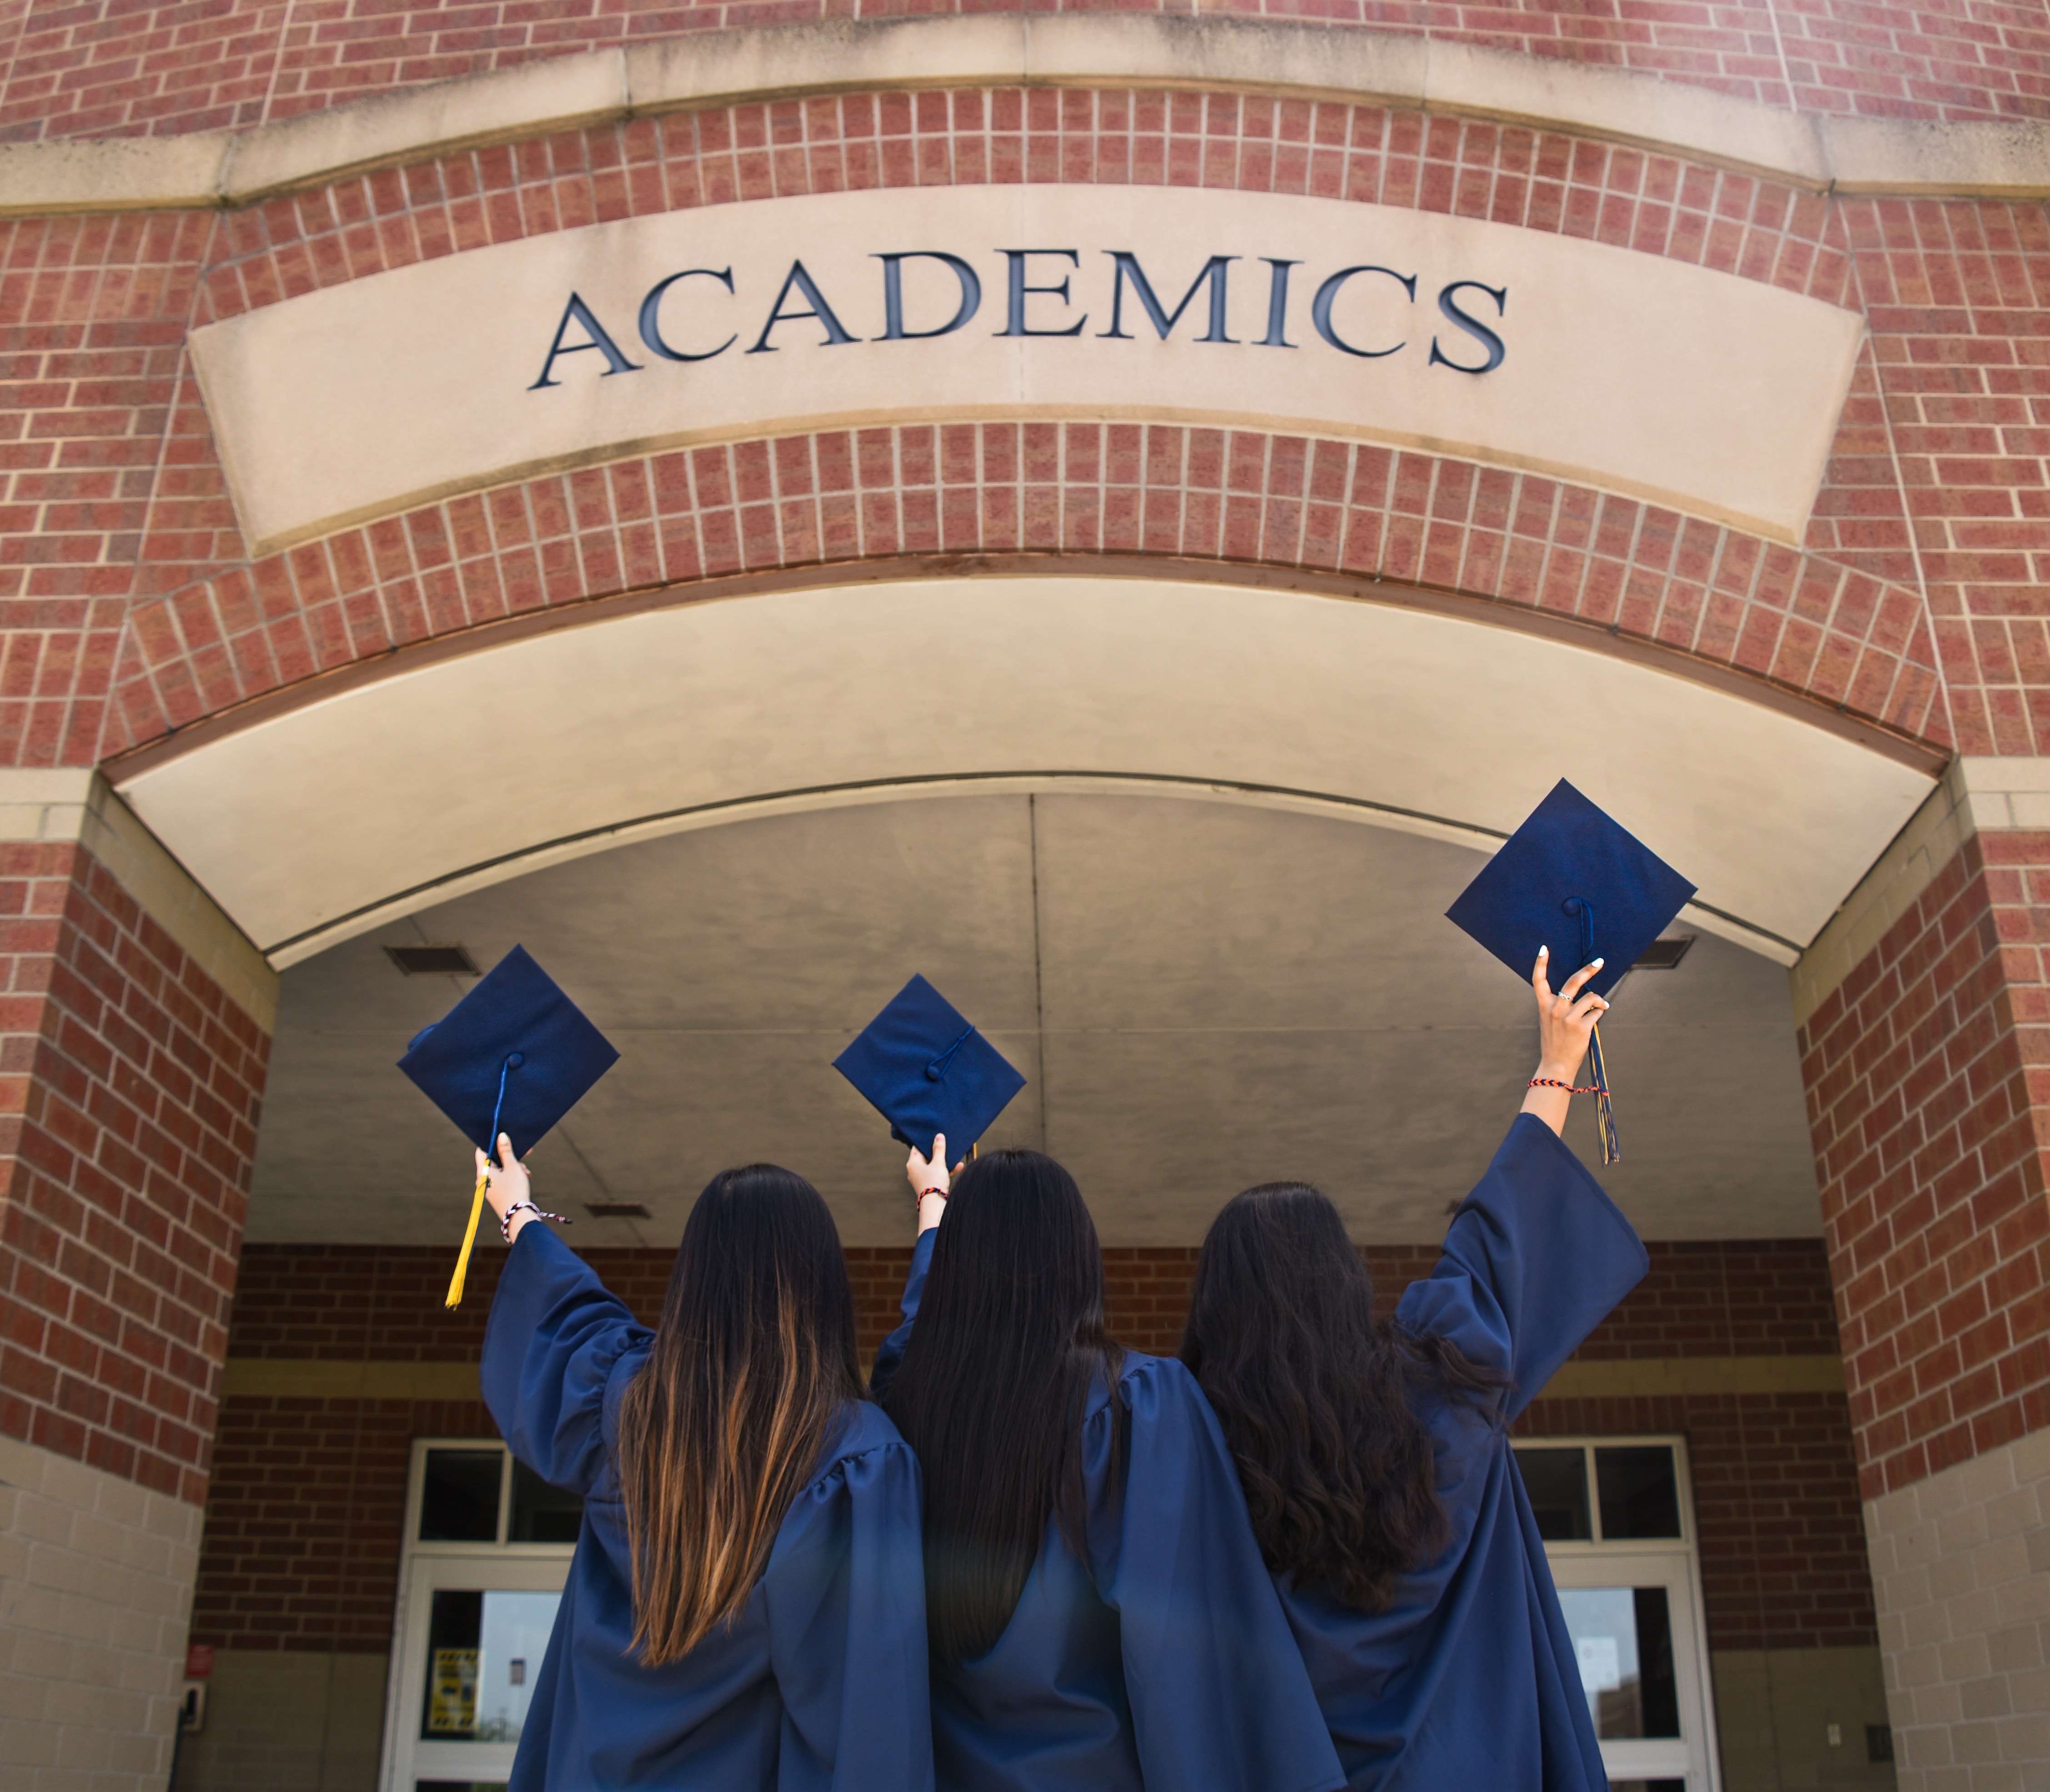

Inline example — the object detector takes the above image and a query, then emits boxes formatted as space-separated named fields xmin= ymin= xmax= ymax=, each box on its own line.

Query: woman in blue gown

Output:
xmin=1180 ymin=946 xmax=1651 ymax=1791
xmin=872 ymin=1139 xmax=1345 ymax=1792
xmin=475 ymin=1150 xmax=935 ymax=1791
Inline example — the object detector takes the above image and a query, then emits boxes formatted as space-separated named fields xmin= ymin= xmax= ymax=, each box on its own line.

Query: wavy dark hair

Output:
xmin=614 ymin=1164 xmax=862 ymax=1664
xmin=1180 ymin=1182 xmax=1503 ymax=1612
xmin=877 ymin=1149 xmax=1124 ymax=1665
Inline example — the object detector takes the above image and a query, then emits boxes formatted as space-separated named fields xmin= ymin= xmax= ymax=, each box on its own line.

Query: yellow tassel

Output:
xmin=445 ymin=1169 xmax=490 ymax=1308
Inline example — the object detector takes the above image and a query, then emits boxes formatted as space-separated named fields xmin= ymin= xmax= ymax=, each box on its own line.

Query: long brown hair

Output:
xmin=615 ymin=1163 xmax=862 ymax=1664
xmin=1180 ymin=1182 xmax=1503 ymax=1612
xmin=876 ymin=1149 xmax=1123 ymax=1665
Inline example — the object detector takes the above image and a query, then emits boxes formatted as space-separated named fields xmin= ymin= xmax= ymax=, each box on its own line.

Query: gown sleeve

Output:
xmin=867 ymin=1225 xmax=937 ymax=1398
xmin=1088 ymin=1356 xmax=1346 ymax=1792
xmin=1395 ymin=1112 xmax=1648 ymax=1420
xmin=480 ymin=1223 xmax=655 ymax=1494
xmin=766 ymin=1424 xmax=936 ymax=1792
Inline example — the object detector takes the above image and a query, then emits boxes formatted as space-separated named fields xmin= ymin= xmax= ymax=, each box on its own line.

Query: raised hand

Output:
xmin=1520 ymin=946 xmax=1610 ymax=1138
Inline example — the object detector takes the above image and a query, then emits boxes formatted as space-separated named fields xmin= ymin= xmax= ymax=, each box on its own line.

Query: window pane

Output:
xmin=509 ymin=1460 xmax=584 ymax=1543
xmin=1514 ymin=1448 xmax=1592 ymax=1541
xmin=1556 ymin=1586 xmax=1681 ymax=1740
xmin=475 ymin=1591 xmax=560 ymax=1741
xmin=419 ymin=1589 xmax=559 ymax=1744
xmin=420 ymin=1450 xmax=502 ymax=1542
xmin=1595 ymin=1446 xmax=1682 ymax=1539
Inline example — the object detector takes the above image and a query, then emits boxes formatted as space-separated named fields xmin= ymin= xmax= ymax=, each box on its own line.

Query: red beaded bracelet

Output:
xmin=1529 ymin=1077 xmax=1602 ymax=1095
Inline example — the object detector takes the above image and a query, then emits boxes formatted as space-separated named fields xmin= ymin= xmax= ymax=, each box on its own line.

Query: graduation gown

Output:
xmin=480 ymin=1224 xmax=935 ymax=1792
xmin=875 ymin=1230 xmax=1345 ymax=1792
xmin=1278 ymin=1114 xmax=1650 ymax=1791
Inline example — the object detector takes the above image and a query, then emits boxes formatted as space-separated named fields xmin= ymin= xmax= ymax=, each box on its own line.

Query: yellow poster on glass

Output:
xmin=428 ymin=1647 xmax=478 ymax=1734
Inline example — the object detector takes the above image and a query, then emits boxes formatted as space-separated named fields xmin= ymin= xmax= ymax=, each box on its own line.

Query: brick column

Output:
xmin=1796 ymin=759 xmax=2050 ymax=1788
xmin=0 ymin=772 xmax=274 ymax=1792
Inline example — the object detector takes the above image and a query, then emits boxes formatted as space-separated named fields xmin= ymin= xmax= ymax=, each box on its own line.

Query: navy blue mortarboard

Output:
xmin=398 ymin=944 xmax=620 ymax=1306
xmin=1445 ymin=779 xmax=1695 ymax=1163
xmin=834 ymin=974 xmax=1025 ymax=1165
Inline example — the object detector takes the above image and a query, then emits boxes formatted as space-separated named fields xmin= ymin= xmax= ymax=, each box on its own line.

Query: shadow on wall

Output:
xmin=173 ymin=1653 xmax=386 ymax=1792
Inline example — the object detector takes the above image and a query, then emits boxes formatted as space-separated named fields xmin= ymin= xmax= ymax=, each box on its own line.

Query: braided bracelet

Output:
xmin=501 ymin=1200 xmax=571 ymax=1240
xmin=915 ymin=1187 xmax=947 ymax=1205
xmin=1529 ymin=1077 xmax=1602 ymax=1095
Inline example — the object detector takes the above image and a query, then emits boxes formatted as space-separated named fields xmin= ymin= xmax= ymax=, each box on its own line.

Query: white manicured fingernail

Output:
xmin=1592 ymin=957 xmax=1604 ymax=967
xmin=1538 ymin=945 xmax=1548 ymax=956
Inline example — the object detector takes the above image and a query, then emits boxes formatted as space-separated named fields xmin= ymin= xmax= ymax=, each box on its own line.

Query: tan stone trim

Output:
xmin=0 ymin=770 xmax=277 ymax=1032
xmin=221 ymin=1360 xmax=483 ymax=1400
xmin=0 ymin=18 xmax=2046 ymax=219
xmin=220 ymin=1352 xmax=1843 ymax=1402
xmin=1537 ymin=1355 xmax=1847 ymax=1399
xmin=1789 ymin=755 xmax=2050 ymax=1028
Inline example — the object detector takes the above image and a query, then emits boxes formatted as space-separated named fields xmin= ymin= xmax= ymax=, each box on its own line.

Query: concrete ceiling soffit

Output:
xmin=107 ymin=575 xmax=1937 ymax=970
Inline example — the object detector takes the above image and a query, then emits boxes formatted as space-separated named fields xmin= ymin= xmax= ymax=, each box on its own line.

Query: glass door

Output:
xmin=1551 ymin=1550 xmax=1705 ymax=1788
xmin=380 ymin=1442 xmax=583 ymax=1792
xmin=1514 ymin=1439 xmax=1721 ymax=1792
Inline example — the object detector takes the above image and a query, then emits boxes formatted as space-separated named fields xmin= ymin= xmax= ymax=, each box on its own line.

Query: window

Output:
xmin=1513 ymin=1439 xmax=1720 ymax=1792
xmin=379 ymin=1443 xmax=584 ymax=1792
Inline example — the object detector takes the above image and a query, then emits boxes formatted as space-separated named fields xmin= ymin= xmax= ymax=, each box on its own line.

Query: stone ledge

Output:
xmin=0 ymin=18 xmax=2047 ymax=219
xmin=1538 ymin=1355 xmax=1847 ymax=1399
xmin=221 ymin=1360 xmax=483 ymax=1400
xmin=0 ymin=771 xmax=277 ymax=1034
xmin=218 ymin=1352 xmax=1845 ymax=1402
xmin=1790 ymin=756 xmax=2050 ymax=1030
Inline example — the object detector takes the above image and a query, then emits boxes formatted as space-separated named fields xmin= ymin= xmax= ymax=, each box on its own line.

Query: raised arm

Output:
xmin=478 ymin=1138 xmax=652 ymax=1494
xmin=1395 ymin=950 xmax=1645 ymax=1415
xmin=869 ymin=1133 xmax=954 ymax=1396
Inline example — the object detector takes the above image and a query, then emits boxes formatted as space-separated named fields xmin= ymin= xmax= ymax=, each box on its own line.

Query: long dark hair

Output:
xmin=1180 ymin=1182 xmax=1502 ymax=1612
xmin=615 ymin=1164 xmax=862 ymax=1664
xmin=878 ymin=1149 xmax=1124 ymax=1665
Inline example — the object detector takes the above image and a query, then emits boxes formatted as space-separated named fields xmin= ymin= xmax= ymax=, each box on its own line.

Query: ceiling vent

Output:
xmin=1632 ymin=936 xmax=1695 ymax=971
xmin=384 ymin=943 xmax=480 ymax=977
xmin=584 ymin=1202 xmax=651 ymax=1220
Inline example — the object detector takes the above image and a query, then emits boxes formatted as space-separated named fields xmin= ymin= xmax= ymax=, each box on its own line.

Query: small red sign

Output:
xmin=185 ymin=1644 xmax=215 ymax=1679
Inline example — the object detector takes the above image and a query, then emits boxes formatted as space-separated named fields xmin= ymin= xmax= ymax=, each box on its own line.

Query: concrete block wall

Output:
xmin=0 ymin=1433 xmax=204 ymax=1792
xmin=1861 ymin=1428 xmax=2050 ymax=1791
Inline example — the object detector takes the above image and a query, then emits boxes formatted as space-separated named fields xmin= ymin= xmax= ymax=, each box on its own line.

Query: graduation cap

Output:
xmin=833 ymin=975 xmax=1026 ymax=1166
xmin=1445 ymin=780 xmax=1695 ymax=1163
xmin=398 ymin=945 xmax=620 ymax=1307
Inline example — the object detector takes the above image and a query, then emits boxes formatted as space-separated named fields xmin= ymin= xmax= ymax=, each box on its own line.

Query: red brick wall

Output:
xmin=8 ymin=92 xmax=1980 ymax=773
xmin=215 ymin=1234 xmax=1849 ymax=1361
xmin=193 ymin=1393 xmax=499 ymax=1652
xmin=4 ymin=17 xmax=2045 ymax=1536
xmin=192 ymin=1235 xmax=1869 ymax=1653
xmin=1519 ymin=1391 xmax=1877 ymax=1651
xmin=1800 ymin=829 xmax=2050 ymax=1499
xmin=1 ymin=0 xmax=2045 ymax=147
xmin=0 ymin=840 xmax=268 ymax=1504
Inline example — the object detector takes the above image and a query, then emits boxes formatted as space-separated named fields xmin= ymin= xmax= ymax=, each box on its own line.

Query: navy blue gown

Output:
xmin=874 ymin=1231 xmax=1345 ymax=1792
xmin=1278 ymin=1114 xmax=1650 ymax=1791
xmin=481 ymin=1224 xmax=935 ymax=1792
